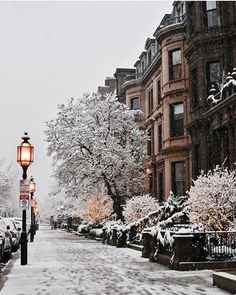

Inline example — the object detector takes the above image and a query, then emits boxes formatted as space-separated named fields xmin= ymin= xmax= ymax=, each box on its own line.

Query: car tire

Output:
xmin=4 ymin=250 xmax=11 ymax=261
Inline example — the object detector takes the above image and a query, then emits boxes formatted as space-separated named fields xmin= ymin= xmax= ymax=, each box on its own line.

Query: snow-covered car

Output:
xmin=89 ymin=228 xmax=103 ymax=238
xmin=78 ymin=221 xmax=94 ymax=234
xmin=3 ymin=218 xmax=21 ymax=252
xmin=12 ymin=217 xmax=31 ymax=234
xmin=0 ymin=218 xmax=12 ymax=262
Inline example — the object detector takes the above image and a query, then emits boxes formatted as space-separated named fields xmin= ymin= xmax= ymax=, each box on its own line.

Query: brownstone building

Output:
xmin=115 ymin=2 xmax=191 ymax=201
xmin=185 ymin=1 xmax=236 ymax=177
xmin=115 ymin=1 xmax=236 ymax=201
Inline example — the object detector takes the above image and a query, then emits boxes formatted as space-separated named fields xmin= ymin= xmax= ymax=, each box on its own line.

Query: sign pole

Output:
xmin=20 ymin=177 xmax=29 ymax=265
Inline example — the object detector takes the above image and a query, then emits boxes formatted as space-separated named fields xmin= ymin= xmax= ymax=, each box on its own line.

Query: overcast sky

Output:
xmin=0 ymin=1 xmax=173 ymax=208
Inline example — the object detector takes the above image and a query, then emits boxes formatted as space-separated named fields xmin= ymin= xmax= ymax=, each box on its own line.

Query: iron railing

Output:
xmin=160 ymin=15 xmax=185 ymax=29
xmin=155 ymin=229 xmax=236 ymax=261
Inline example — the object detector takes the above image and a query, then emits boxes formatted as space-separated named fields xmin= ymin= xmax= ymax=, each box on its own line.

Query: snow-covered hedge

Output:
xmin=102 ymin=192 xmax=189 ymax=246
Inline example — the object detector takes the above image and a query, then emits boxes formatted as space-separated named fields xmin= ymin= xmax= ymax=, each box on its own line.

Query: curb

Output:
xmin=0 ymin=251 xmax=20 ymax=291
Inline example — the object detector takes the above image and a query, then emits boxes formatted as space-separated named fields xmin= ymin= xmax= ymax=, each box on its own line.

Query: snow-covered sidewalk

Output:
xmin=0 ymin=225 xmax=230 ymax=295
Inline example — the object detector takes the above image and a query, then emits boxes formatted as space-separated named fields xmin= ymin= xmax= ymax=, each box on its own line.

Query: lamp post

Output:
xmin=29 ymin=177 xmax=36 ymax=243
xmin=17 ymin=132 xmax=34 ymax=265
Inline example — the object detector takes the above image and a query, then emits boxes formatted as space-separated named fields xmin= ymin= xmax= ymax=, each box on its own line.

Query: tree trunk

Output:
xmin=102 ymin=173 xmax=125 ymax=221
xmin=112 ymin=196 xmax=125 ymax=221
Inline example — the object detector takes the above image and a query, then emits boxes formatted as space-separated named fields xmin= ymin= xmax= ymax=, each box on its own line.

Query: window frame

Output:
xmin=157 ymin=79 xmax=161 ymax=105
xmin=171 ymin=161 xmax=185 ymax=196
xmin=205 ymin=1 xmax=219 ymax=28
xmin=158 ymin=124 xmax=162 ymax=152
xmin=169 ymin=48 xmax=182 ymax=80
xmin=206 ymin=60 xmax=221 ymax=93
xmin=130 ymin=97 xmax=139 ymax=110
xmin=148 ymin=88 xmax=154 ymax=114
xmin=147 ymin=128 xmax=153 ymax=157
xmin=170 ymin=102 xmax=184 ymax=137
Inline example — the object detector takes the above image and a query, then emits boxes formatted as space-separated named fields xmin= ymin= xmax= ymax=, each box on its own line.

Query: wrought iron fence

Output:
xmin=154 ymin=229 xmax=236 ymax=262
xmin=193 ymin=231 xmax=236 ymax=261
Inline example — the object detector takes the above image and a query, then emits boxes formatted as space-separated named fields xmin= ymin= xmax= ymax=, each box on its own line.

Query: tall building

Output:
xmin=115 ymin=2 xmax=191 ymax=202
xmin=115 ymin=1 xmax=236 ymax=201
xmin=185 ymin=1 xmax=236 ymax=177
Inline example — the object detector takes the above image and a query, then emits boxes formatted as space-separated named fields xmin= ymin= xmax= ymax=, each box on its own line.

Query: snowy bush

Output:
xmin=123 ymin=194 xmax=159 ymax=223
xmin=187 ymin=166 xmax=236 ymax=231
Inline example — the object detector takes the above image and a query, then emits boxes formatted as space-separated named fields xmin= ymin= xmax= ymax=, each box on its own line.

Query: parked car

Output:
xmin=78 ymin=221 xmax=94 ymax=234
xmin=3 ymin=218 xmax=21 ymax=252
xmin=12 ymin=217 xmax=31 ymax=234
xmin=0 ymin=218 xmax=12 ymax=262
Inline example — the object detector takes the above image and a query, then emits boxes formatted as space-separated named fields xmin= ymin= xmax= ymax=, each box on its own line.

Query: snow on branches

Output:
xmin=0 ymin=160 xmax=20 ymax=216
xmin=45 ymin=93 xmax=148 ymax=220
xmin=123 ymin=194 xmax=159 ymax=223
xmin=187 ymin=166 xmax=236 ymax=231
xmin=82 ymin=191 xmax=113 ymax=222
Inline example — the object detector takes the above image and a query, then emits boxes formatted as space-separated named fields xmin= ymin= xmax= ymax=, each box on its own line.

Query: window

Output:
xmin=158 ymin=124 xmax=162 ymax=151
xmin=147 ymin=128 xmax=152 ymax=156
xmin=169 ymin=49 xmax=181 ymax=80
xmin=172 ymin=162 xmax=185 ymax=196
xmin=206 ymin=61 xmax=220 ymax=92
xmin=141 ymin=61 xmax=145 ymax=72
xmin=157 ymin=80 xmax=161 ymax=105
xmin=206 ymin=1 xmax=219 ymax=28
xmin=148 ymin=50 xmax=152 ymax=65
xmin=130 ymin=97 xmax=139 ymax=110
xmin=193 ymin=144 xmax=201 ymax=179
xmin=158 ymin=171 xmax=164 ymax=203
xmin=148 ymin=88 xmax=153 ymax=114
xmin=191 ymin=67 xmax=198 ymax=108
xmin=170 ymin=103 xmax=184 ymax=137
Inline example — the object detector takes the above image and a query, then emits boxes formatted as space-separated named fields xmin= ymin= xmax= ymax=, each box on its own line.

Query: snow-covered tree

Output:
xmin=123 ymin=194 xmax=159 ymax=223
xmin=82 ymin=191 xmax=113 ymax=222
xmin=45 ymin=93 xmax=147 ymax=220
xmin=0 ymin=160 xmax=20 ymax=217
xmin=187 ymin=166 xmax=236 ymax=231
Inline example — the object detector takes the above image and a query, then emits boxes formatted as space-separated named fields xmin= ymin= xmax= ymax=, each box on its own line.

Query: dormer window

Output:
xmin=148 ymin=50 xmax=152 ymax=65
xmin=141 ymin=60 xmax=145 ymax=72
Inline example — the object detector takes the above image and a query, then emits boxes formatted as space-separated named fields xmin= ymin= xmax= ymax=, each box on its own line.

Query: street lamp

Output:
xmin=29 ymin=177 xmax=36 ymax=243
xmin=17 ymin=133 xmax=34 ymax=179
xmin=17 ymin=132 xmax=34 ymax=265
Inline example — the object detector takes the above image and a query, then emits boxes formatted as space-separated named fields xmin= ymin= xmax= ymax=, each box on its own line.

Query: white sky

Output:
xmin=0 ymin=1 xmax=173 ymax=208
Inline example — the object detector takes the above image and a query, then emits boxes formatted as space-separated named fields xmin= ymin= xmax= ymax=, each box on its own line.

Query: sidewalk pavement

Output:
xmin=0 ymin=224 xmax=230 ymax=295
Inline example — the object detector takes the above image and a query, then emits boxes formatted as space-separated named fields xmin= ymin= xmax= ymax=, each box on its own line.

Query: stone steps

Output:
xmin=127 ymin=243 xmax=143 ymax=252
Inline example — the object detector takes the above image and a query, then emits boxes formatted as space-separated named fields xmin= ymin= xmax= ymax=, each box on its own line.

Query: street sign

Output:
xmin=19 ymin=180 xmax=30 ymax=209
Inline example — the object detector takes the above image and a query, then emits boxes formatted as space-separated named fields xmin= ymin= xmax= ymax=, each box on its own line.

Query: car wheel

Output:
xmin=4 ymin=250 xmax=11 ymax=261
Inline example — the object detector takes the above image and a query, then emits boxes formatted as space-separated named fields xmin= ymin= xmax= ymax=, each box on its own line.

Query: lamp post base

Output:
xmin=21 ymin=209 xmax=28 ymax=265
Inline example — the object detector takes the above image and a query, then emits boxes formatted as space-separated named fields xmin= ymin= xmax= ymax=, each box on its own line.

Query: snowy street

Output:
xmin=0 ymin=225 xmax=230 ymax=295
